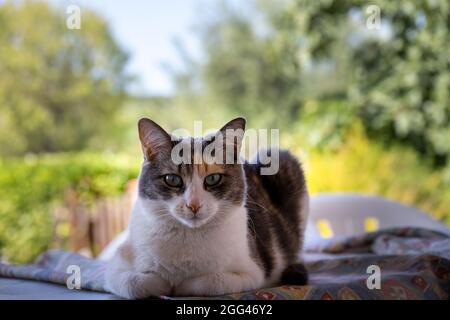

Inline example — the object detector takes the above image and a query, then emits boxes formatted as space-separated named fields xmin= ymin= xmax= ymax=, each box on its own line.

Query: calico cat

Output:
xmin=105 ymin=117 xmax=309 ymax=299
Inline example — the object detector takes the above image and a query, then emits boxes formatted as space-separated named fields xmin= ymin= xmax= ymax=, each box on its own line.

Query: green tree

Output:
xmin=175 ymin=1 xmax=303 ymax=127
xmin=291 ymin=0 xmax=450 ymax=165
xmin=178 ymin=0 xmax=449 ymax=167
xmin=0 ymin=1 xmax=129 ymax=156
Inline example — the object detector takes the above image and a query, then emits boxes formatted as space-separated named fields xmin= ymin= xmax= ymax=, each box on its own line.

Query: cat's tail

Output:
xmin=280 ymin=262 xmax=309 ymax=285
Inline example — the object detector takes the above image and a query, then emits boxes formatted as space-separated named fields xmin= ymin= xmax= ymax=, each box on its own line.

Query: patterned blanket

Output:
xmin=1 ymin=227 xmax=449 ymax=300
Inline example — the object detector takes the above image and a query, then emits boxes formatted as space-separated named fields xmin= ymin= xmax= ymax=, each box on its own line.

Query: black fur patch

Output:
xmin=280 ymin=263 xmax=309 ymax=285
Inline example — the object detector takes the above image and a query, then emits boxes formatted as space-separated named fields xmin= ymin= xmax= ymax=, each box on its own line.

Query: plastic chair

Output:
xmin=305 ymin=192 xmax=450 ymax=246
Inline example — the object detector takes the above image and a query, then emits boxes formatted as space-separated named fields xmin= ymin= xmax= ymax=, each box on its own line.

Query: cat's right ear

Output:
xmin=138 ymin=118 xmax=172 ymax=160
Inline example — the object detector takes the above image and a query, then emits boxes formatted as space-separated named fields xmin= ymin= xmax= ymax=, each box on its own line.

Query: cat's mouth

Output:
xmin=179 ymin=214 xmax=211 ymax=228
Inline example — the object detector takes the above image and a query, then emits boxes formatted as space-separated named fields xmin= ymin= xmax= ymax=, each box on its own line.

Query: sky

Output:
xmin=48 ymin=0 xmax=207 ymax=96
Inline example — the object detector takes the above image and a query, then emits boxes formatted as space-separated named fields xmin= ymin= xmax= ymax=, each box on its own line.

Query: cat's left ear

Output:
xmin=138 ymin=118 xmax=172 ymax=160
xmin=218 ymin=117 xmax=246 ymax=159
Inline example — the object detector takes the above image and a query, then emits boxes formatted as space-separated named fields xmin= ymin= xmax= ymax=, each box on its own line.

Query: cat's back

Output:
xmin=243 ymin=149 xmax=309 ymax=282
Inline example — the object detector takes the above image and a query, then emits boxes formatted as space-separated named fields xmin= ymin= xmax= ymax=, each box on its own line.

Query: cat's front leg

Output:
xmin=129 ymin=271 xmax=172 ymax=299
xmin=105 ymin=241 xmax=172 ymax=299
xmin=106 ymin=270 xmax=172 ymax=299
xmin=173 ymin=272 xmax=261 ymax=296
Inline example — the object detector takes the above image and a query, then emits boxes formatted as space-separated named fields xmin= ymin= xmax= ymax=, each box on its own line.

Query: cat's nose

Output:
xmin=186 ymin=203 xmax=202 ymax=214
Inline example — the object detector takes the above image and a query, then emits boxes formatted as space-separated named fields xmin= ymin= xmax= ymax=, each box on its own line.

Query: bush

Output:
xmin=290 ymin=99 xmax=356 ymax=151
xmin=0 ymin=1 xmax=128 ymax=156
xmin=292 ymin=0 xmax=450 ymax=165
xmin=285 ymin=122 xmax=450 ymax=226
xmin=0 ymin=152 xmax=139 ymax=263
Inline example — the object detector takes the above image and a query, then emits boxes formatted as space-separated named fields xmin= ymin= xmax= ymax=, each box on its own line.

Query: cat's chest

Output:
xmin=142 ymin=226 xmax=236 ymax=264
xmin=158 ymin=236 xmax=226 ymax=274
xmin=133 ymin=214 xmax=249 ymax=281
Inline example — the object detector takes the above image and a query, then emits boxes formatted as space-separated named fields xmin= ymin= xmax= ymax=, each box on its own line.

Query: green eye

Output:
xmin=164 ymin=174 xmax=183 ymax=188
xmin=204 ymin=173 xmax=222 ymax=187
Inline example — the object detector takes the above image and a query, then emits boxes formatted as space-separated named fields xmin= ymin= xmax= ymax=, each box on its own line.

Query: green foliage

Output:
xmin=290 ymin=99 xmax=356 ymax=151
xmin=0 ymin=152 xmax=139 ymax=263
xmin=176 ymin=1 xmax=303 ymax=127
xmin=177 ymin=0 xmax=449 ymax=166
xmin=0 ymin=1 xmax=129 ymax=156
xmin=292 ymin=0 xmax=450 ymax=165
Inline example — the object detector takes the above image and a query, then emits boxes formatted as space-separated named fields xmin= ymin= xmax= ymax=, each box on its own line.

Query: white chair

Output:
xmin=305 ymin=192 xmax=450 ymax=247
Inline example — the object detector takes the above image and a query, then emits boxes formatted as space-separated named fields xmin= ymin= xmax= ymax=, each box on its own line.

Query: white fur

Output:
xmin=105 ymin=195 xmax=264 ymax=298
xmin=266 ymin=241 xmax=285 ymax=285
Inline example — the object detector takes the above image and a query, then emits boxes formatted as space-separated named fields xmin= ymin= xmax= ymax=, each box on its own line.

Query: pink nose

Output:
xmin=186 ymin=203 xmax=201 ymax=214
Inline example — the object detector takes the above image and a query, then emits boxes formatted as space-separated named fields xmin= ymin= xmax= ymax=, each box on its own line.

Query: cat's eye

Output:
xmin=204 ymin=173 xmax=222 ymax=187
xmin=163 ymin=174 xmax=183 ymax=188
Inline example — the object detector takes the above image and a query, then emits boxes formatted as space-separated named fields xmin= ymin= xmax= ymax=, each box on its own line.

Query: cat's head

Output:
xmin=137 ymin=117 xmax=246 ymax=228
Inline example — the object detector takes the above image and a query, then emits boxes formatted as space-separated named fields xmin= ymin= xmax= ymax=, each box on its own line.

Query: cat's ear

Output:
xmin=138 ymin=118 xmax=172 ymax=160
xmin=219 ymin=117 xmax=246 ymax=134
xmin=217 ymin=117 xmax=246 ymax=160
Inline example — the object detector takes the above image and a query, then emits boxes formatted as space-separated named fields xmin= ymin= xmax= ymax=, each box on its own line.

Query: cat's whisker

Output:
xmin=247 ymin=215 xmax=262 ymax=243
xmin=246 ymin=198 xmax=269 ymax=212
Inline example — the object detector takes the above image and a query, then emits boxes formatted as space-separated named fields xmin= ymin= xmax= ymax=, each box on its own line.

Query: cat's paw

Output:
xmin=173 ymin=276 xmax=212 ymax=297
xmin=126 ymin=272 xmax=171 ymax=299
xmin=280 ymin=263 xmax=309 ymax=285
xmin=173 ymin=272 xmax=248 ymax=297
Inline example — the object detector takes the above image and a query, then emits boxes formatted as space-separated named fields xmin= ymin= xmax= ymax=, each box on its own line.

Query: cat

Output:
xmin=105 ymin=117 xmax=309 ymax=299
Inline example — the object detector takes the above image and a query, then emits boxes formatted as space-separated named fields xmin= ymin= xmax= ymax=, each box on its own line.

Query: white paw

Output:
xmin=173 ymin=273 xmax=244 ymax=297
xmin=173 ymin=277 xmax=211 ymax=297
xmin=126 ymin=272 xmax=172 ymax=299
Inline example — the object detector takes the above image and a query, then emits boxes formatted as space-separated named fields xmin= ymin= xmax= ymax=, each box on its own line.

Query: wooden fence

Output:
xmin=52 ymin=179 xmax=137 ymax=257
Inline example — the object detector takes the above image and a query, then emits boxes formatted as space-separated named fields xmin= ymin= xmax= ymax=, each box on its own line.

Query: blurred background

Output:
xmin=0 ymin=0 xmax=449 ymax=263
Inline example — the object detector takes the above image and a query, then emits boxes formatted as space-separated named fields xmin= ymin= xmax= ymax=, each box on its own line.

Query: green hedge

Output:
xmin=0 ymin=152 xmax=140 ymax=263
